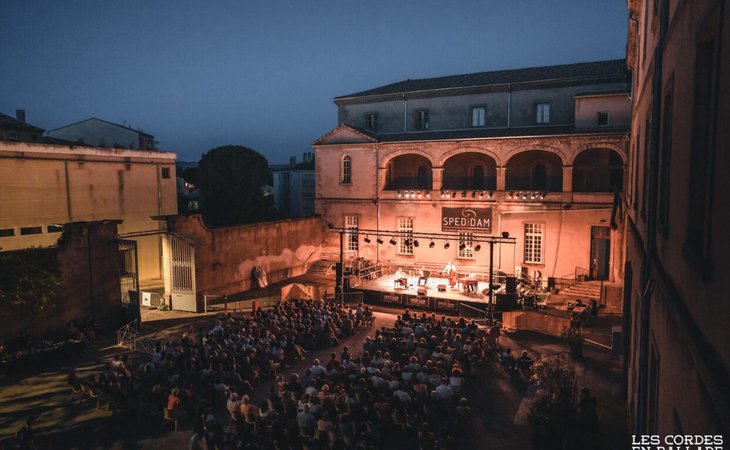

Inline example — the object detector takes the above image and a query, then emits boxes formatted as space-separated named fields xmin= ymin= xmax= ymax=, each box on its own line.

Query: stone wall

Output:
xmin=169 ymin=215 xmax=324 ymax=296
xmin=0 ymin=221 xmax=123 ymax=341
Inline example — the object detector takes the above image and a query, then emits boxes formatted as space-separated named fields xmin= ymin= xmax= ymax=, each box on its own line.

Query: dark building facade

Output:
xmin=624 ymin=0 xmax=730 ymax=435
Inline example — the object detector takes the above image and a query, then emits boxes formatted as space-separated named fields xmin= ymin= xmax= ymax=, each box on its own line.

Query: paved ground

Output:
xmin=0 ymin=306 xmax=627 ymax=449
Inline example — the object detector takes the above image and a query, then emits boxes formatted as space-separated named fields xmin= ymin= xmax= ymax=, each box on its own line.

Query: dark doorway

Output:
xmin=590 ymin=226 xmax=610 ymax=280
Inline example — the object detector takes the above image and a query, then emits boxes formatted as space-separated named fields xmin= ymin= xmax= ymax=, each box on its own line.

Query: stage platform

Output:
xmin=354 ymin=273 xmax=517 ymax=316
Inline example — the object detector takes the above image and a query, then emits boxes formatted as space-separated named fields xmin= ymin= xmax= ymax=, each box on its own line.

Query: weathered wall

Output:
xmin=0 ymin=141 xmax=176 ymax=285
xmin=169 ymin=215 xmax=324 ymax=296
xmin=0 ymin=221 xmax=123 ymax=341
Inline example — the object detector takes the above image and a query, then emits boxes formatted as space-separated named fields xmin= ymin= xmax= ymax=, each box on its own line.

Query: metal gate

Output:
xmin=119 ymin=239 xmax=141 ymax=323
xmin=169 ymin=234 xmax=197 ymax=312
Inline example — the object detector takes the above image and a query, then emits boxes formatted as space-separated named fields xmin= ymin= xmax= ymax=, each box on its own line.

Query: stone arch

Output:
xmin=505 ymin=150 xmax=564 ymax=192
xmin=503 ymin=144 xmax=569 ymax=166
xmin=384 ymin=153 xmax=433 ymax=190
xmin=437 ymin=146 xmax=502 ymax=167
xmin=569 ymin=142 xmax=627 ymax=165
xmin=441 ymin=151 xmax=498 ymax=190
xmin=379 ymin=148 xmax=437 ymax=169
xmin=572 ymin=147 xmax=624 ymax=192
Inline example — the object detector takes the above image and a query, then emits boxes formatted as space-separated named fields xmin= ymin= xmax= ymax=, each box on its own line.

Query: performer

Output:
xmin=443 ymin=262 xmax=457 ymax=288
xmin=394 ymin=268 xmax=408 ymax=289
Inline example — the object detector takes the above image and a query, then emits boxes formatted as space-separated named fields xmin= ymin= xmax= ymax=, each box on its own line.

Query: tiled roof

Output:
xmin=336 ymin=59 xmax=628 ymax=100
xmin=314 ymin=124 xmax=629 ymax=145
xmin=0 ymin=112 xmax=44 ymax=133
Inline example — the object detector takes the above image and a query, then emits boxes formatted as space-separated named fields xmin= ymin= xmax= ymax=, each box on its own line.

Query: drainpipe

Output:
xmin=403 ymin=94 xmax=407 ymax=132
xmin=636 ymin=0 xmax=668 ymax=435
xmin=507 ymin=84 xmax=512 ymax=128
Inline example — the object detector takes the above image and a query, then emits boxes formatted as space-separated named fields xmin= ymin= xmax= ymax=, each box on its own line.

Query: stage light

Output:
xmin=397 ymin=190 xmax=402 ymax=198
xmin=530 ymin=192 xmax=536 ymax=199
xmin=404 ymin=238 xmax=412 ymax=246
xmin=429 ymin=241 xmax=435 ymax=248
xmin=440 ymin=191 xmax=445 ymax=198
xmin=451 ymin=192 xmax=456 ymax=198
xmin=444 ymin=241 xmax=450 ymax=249
xmin=474 ymin=244 xmax=481 ymax=252
xmin=327 ymin=223 xmax=334 ymax=229
xmin=417 ymin=192 xmax=422 ymax=198
xmin=376 ymin=237 xmax=384 ymax=244
xmin=471 ymin=191 xmax=476 ymax=198
xmin=389 ymin=238 xmax=397 ymax=246
xmin=459 ymin=243 xmax=466 ymax=250
xmin=502 ymin=231 xmax=510 ymax=238
xmin=363 ymin=236 xmax=371 ymax=244
xmin=488 ymin=191 xmax=494 ymax=198
xmin=426 ymin=192 xmax=431 ymax=198
xmin=507 ymin=192 xmax=513 ymax=199
xmin=478 ymin=191 xmax=483 ymax=198
xmin=522 ymin=192 xmax=527 ymax=199
xmin=461 ymin=191 xmax=467 ymax=197
xmin=413 ymin=240 xmax=420 ymax=247
xmin=540 ymin=192 xmax=546 ymax=199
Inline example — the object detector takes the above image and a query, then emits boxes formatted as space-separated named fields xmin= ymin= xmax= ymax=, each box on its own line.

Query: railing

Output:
xmin=319 ymin=251 xmax=357 ymax=261
xmin=326 ymin=291 xmax=364 ymax=305
xmin=116 ymin=319 xmax=139 ymax=349
xmin=457 ymin=302 xmax=488 ymax=323
xmin=369 ymin=261 xmax=509 ymax=285
xmin=574 ymin=267 xmax=589 ymax=281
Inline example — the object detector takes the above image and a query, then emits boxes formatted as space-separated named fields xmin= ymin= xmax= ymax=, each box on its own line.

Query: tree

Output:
xmin=196 ymin=145 xmax=274 ymax=227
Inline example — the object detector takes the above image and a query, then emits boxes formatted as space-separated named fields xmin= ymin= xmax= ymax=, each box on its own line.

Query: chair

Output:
xmin=418 ymin=270 xmax=431 ymax=286
xmin=163 ymin=408 xmax=184 ymax=432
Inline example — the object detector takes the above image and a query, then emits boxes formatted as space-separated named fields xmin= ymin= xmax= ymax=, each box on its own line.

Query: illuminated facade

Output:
xmin=314 ymin=60 xmax=630 ymax=282
xmin=624 ymin=0 xmax=730 ymax=434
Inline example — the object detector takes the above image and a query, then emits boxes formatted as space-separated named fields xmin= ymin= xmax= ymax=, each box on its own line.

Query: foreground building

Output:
xmin=625 ymin=0 xmax=730 ymax=435
xmin=47 ymin=117 xmax=157 ymax=150
xmin=314 ymin=59 xmax=630 ymax=284
xmin=0 ymin=140 xmax=177 ymax=288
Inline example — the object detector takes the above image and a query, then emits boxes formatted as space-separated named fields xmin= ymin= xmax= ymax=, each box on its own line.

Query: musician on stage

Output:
xmin=442 ymin=262 xmax=457 ymax=288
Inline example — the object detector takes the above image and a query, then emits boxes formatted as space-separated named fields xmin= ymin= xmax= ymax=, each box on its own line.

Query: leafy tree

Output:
xmin=196 ymin=145 xmax=274 ymax=226
xmin=0 ymin=249 xmax=61 ymax=331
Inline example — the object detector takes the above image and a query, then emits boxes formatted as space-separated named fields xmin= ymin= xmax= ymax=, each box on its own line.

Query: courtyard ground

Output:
xmin=0 ymin=306 xmax=627 ymax=449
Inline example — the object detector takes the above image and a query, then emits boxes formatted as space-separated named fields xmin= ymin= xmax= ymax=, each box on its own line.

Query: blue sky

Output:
xmin=0 ymin=0 xmax=628 ymax=163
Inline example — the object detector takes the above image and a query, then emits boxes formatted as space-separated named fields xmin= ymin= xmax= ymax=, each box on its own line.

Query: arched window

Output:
xmin=471 ymin=165 xmax=485 ymax=189
xmin=342 ymin=155 xmax=352 ymax=183
xmin=417 ymin=165 xmax=429 ymax=189
xmin=532 ymin=163 xmax=547 ymax=190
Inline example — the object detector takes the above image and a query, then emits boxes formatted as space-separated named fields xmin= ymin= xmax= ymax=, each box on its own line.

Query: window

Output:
xmin=8 ymin=131 xmax=19 ymax=141
xmin=535 ymin=103 xmax=550 ymax=124
xmin=47 ymin=225 xmax=63 ymax=233
xmin=20 ymin=226 xmax=43 ymax=236
xmin=471 ymin=106 xmax=486 ymax=127
xmin=397 ymin=217 xmax=414 ymax=255
xmin=524 ymin=223 xmax=544 ymax=264
xmin=342 ymin=156 xmax=352 ymax=184
xmin=458 ymin=232 xmax=474 ymax=259
xmin=415 ymin=110 xmax=429 ymax=130
xmin=161 ymin=167 xmax=171 ymax=179
xmin=345 ymin=215 xmax=359 ymax=252
xmin=658 ymin=81 xmax=673 ymax=234
xmin=365 ymin=113 xmax=378 ymax=130
xmin=0 ymin=228 xmax=14 ymax=237
xmin=597 ymin=111 xmax=610 ymax=127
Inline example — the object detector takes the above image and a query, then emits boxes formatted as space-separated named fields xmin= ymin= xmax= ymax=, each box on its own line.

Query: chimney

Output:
xmin=16 ymin=109 xmax=26 ymax=122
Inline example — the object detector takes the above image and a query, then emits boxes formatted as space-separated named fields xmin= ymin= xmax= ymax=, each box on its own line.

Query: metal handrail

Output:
xmin=116 ymin=319 xmax=138 ymax=349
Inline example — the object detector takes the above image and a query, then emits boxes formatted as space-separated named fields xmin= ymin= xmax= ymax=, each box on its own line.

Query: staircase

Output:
xmin=307 ymin=259 xmax=333 ymax=276
xmin=558 ymin=280 xmax=603 ymax=301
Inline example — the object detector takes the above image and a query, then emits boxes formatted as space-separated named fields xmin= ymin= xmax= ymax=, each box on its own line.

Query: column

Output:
xmin=496 ymin=167 xmax=506 ymax=191
xmin=432 ymin=167 xmax=444 ymax=191
xmin=562 ymin=166 xmax=573 ymax=203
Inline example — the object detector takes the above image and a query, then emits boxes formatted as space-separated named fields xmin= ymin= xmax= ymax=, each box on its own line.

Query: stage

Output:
xmin=353 ymin=273 xmax=518 ymax=316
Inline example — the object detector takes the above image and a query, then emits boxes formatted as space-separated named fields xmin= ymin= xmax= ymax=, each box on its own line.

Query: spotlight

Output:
xmin=397 ymin=191 xmax=402 ymax=198
xmin=507 ymin=192 xmax=513 ymax=199
xmin=474 ymin=244 xmax=481 ymax=252
xmin=522 ymin=192 xmax=527 ymax=199
xmin=404 ymin=238 xmax=412 ymax=246
xmin=389 ymin=238 xmax=397 ymax=246
xmin=471 ymin=191 xmax=476 ymax=198
xmin=376 ymin=237 xmax=384 ymax=244
xmin=426 ymin=192 xmax=431 ymax=198
xmin=327 ymin=223 xmax=334 ymax=229
xmin=501 ymin=231 xmax=510 ymax=238
xmin=440 ymin=191 xmax=445 ymax=198
xmin=459 ymin=243 xmax=466 ymax=250
xmin=540 ymin=192 xmax=546 ymax=200
xmin=478 ymin=191 xmax=483 ymax=198
xmin=429 ymin=241 xmax=435 ymax=248
xmin=530 ymin=192 xmax=536 ymax=199
xmin=444 ymin=241 xmax=450 ymax=249
xmin=461 ymin=191 xmax=467 ymax=198
xmin=363 ymin=236 xmax=371 ymax=244
xmin=488 ymin=191 xmax=494 ymax=198
xmin=413 ymin=240 xmax=420 ymax=247
xmin=417 ymin=191 xmax=422 ymax=198
xmin=451 ymin=192 xmax=456 ymax=198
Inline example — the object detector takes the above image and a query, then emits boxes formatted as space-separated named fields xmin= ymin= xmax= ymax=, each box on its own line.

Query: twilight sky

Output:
xmin=0 ymin=1 xmax=628 ymax=164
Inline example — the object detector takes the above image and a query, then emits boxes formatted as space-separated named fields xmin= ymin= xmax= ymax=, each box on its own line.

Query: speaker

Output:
xmin=417 ymin=287 xmax=428 ymax=296
xmin=495 ymin=293 xmax=518 ymax=311
xmin=506 ymin=276 xmax=517 ymax=294
xmin=437 ymin=284 xmax=447 ymax=292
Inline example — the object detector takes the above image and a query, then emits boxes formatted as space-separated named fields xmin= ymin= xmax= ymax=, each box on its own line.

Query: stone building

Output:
xmin=314 ymin=59 xmax=630 ymax=283
xmin=272 ymin=152 xmax=316 ymax=218
xmin=47 ymin=117 xmax=157 ymax=150
xmin=624 ymin=0 xmax=730 ymax=435
xmin=0 ymin=140 xmax=177 ymax=288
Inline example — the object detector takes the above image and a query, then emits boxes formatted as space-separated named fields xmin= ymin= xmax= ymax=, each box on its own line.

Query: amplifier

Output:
xmin=417 ymin=287 xmax=428 ymax=296
xmin=437 ymin=284 xmax=447 ymax=292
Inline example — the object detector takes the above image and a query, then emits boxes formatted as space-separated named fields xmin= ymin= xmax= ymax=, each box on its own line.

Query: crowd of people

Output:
xmin=61 ymin=302 xmax=535 ymax=449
